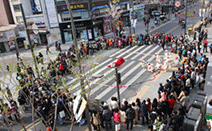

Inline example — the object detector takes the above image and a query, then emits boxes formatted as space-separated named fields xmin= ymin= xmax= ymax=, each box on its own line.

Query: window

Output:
xmin=16 ymin=16 xmax=23 ymax=23
xmin=13 ymin=5 xmax=20 ymax=12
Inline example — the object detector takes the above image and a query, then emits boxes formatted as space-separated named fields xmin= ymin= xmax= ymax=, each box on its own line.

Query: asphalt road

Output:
xmin=1 ymin=4 xmax=204 ymax=131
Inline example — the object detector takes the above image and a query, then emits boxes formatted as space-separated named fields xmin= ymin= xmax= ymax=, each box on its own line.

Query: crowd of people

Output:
xmin=0 ymin=16 xmax=211 ymax=131
xmin=89 ymin=20 xmax=210 ymax=131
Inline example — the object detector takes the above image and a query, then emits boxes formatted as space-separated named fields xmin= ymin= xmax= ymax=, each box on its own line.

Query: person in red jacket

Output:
xmin=165 ymin=34 xmax=170 ymax=46
xmin=59 ymin=62 xmax=64 ymax=76
xmin=129 ymin=36 xmax=132 ymax=47
xmin=168 ymin=96 xmax=175 ymax=117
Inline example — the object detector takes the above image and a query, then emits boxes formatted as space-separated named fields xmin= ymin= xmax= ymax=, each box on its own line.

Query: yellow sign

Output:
xmin=69 ymin=4 xmax=84 ymax=10
xmin=78 ymin=98 xmax=87 ymax=120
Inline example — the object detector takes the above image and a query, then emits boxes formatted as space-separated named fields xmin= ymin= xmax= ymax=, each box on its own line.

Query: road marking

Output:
xmin=110 ymin=46 xmax=129 ymax=57
xmin=107 ymin=68 xmax=146 ymax=103
xmin=116 ymin=46 xmax=137 ymax=58
xmin=97 ymin=61 xmax=141 ymax=100
xmin=130 ymin=85 xmax=151 ymax=102
xmin=70 ymin=60 xmax=115 ymax=91
xmin=25 ymin=119 xmax=42 ymax=131
xmin=124 ymin=46 xmax=143 ymax=59
xmin=67 ymin=58 xmax=113 ymax=86
xmin=138 ymin=46 xmax=161 ymax=61
xmin=92 ymin=61 xmax=135 ymax=98
xmin=131 ymin=45 xmax=154 ymax=60
xmin=20 ymin=118 xmax=41 ymax=131
xmin=147 ymin=48 xmax=163 ymax=62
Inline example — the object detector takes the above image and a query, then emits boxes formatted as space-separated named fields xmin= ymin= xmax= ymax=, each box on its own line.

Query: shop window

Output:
xmin=94 ymin=27 xmax=102 ymax=38
xmin=16 ymin=16 xmax=23 ymax=23
xmin=13 ymin=5 xmax=20 ymax=12
xmin=81 ymin=11 xmax=89 ymax=19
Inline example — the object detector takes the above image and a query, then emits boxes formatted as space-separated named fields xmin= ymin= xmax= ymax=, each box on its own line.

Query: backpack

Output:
xmin=127 ymin=108 xmax=135 ymax=119
xmin=103 ymin=109 xmax=112 ymax=121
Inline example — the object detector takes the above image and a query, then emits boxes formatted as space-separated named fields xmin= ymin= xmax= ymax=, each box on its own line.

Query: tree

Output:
xmin=105 ymin=1 xmax=123 ymax=39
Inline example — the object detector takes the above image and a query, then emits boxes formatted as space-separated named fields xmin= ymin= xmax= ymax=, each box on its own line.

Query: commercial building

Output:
xmin=0 ymin=0 xmax=17 ymax=53
xmin=9 ymin=0 xmax=61 ymax=49
xmin=55 ymin=0 xmax=130 ymax=44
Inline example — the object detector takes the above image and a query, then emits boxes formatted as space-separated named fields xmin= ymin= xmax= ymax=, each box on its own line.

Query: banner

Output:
xmin=77 ymin=98 xmax=87 ymax=120
xmin=73 ymin=95 xmax=81 ymax=120
xmin=45 ymin=0 xmax=59 ymax=28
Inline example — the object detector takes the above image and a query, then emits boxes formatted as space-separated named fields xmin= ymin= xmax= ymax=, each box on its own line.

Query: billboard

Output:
xmin=45 ymin=0 xmax=59 ymax=28
xmin=30 ymin=0 xmax=42 ymax=14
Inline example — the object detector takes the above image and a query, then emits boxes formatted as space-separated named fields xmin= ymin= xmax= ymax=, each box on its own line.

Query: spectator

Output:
xmin=126 ymin=104 xmax=135 ymax=130
xmin=140 ymin=100 xmax=148 ymax=125
xmin=102 ymin=104 xmax=112 ymax=130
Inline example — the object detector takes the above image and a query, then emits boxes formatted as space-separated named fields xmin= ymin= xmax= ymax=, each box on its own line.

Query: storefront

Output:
xmin=0 ymin=26 xmax=18 ymax=53
xmin=92 ymin=18 xmax=104 ymax=38
xmin=59 ymin=20 xmax=95 ymax=44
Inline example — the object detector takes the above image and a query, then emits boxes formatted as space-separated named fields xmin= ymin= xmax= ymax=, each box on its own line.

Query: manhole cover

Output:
xmin=124 ymin=90 xmax=137 ymax=97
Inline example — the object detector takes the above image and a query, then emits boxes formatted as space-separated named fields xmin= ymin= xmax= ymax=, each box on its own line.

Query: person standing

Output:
xmin=102 ymin=104 xmax=112 ymax=130
xmin=46 ymin=45 xmax=51 ymax=55
xmin=126 ymin=104 xmax=135 ymax=131
xmin=16 ymin=51 xmax=20 ymax=61
xmin=203 ymin=39 xmax=208 ymax=52
xmin=140 ymin=100 xmax=149 ymax=125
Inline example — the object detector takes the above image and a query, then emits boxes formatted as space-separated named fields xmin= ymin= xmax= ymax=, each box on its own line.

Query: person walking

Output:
xmin=126 ymin=104 xmax=135 ymax=131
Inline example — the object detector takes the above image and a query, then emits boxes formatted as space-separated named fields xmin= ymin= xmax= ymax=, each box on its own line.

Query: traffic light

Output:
xmin=116 ymin=73 xmax=121 ymax=84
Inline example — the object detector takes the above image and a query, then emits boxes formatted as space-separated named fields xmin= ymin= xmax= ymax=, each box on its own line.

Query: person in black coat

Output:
xmin=140 ymin=100 xmax=149 ymax=125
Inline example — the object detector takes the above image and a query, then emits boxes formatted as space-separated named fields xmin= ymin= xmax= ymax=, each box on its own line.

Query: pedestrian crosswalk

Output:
xmin=65 ymin=44 xmax=164 ymax=102
xmin=3 ymin=44 xmax=165 ymax=105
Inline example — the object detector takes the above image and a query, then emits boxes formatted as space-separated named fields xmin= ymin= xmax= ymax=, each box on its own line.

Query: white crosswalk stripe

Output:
xmin=123 ymin=46 xmax=143 ymax=59
xmin=95 ymin=61 xmax=140 ymax=100
xmin=131 ymin=45 xmax=154 ymax=60
xmin=89 ymin=61 xmax=135 ymax=96
xmin=106 ymin=69 xmax=146 ymax=103
xmin=139 ymin=45 xmax=160 ymax=61
xmin=116 ymin=46 xmax=137 ymax=58
xmin=147 ymin=48 xmax=163 ymax=62
xmin=110 ymin=46 xmax=129 ymax=57
xmin=106 ymin=48 xmax=162 ymax=102
xmin=67 ymin=58 xmax=113 ymax=86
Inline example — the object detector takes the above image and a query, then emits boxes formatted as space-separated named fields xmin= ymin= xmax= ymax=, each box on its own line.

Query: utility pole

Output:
xmin=130 ymin=0 xmax=134 ymax=34
xmin=115 ymin=67 xmax=121 ymax=107
xmin=184 ymin=0 xmax=188 ymax=35
xmin=20 ymin=3 xmax=40 ymax=77
xmin=192 ymin=0 xmax=194 ymax=29
xmin=65 ymin=0 xmax=92 ymax=131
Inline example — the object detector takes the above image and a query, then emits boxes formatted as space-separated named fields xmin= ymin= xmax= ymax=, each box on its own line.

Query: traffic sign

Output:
xmin=175 ymin=1 xmax=181 ymax=8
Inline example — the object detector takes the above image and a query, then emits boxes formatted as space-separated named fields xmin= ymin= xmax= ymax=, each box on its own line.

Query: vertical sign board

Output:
xmin=45 ymin=0 xmax=59 ymax=28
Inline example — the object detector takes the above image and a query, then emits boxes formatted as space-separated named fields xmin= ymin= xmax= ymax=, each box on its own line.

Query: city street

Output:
xmin=0 ymin=3 xmax=210 ymax=131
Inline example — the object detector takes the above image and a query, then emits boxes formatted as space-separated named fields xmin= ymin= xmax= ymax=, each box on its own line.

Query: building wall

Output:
xmin=3 ymin=0 xmax=14 ymax=24
xmin=0 ymin=0 xmax=11 ymax=25
xmin=9 ymin=0 xmax=22 ymax=24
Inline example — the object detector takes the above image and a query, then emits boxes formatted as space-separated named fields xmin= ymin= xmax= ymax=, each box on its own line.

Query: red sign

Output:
xmin=175 ymin=1 xmax=181 ymax=8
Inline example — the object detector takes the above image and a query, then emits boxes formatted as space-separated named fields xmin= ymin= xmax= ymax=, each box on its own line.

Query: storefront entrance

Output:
xmin=0 ymin=42 xmax=6 ymax=53
xmin=39 ymin=34 xmax=48 ymax=45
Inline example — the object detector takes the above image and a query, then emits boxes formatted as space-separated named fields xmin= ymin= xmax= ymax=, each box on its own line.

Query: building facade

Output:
xmin=0 ymin=0 xmax=18 ymax=53
xmin=9 ymin=0 xmax=61 ymax=48
xmin=55 ymin=0 xmax=131 ymax=44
